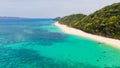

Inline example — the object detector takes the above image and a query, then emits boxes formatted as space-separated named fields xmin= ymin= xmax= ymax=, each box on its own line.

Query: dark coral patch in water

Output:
xmin=0 ymin=47 xmax=120 ymax=68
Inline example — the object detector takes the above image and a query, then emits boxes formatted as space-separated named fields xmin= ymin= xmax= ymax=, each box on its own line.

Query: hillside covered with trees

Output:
xmin=59 ymin=14 xmax=86 ymax=26
xmin=59 ymin=2 xmax=120 ymax=39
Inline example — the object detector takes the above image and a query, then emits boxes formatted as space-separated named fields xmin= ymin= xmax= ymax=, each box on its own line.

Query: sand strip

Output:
xmin=54 ymin=22 xmax=120 ymax=49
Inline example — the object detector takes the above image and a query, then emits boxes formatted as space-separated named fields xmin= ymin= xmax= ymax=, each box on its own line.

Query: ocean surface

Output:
xmin=0 ymin=18 xmax=120 ymax=68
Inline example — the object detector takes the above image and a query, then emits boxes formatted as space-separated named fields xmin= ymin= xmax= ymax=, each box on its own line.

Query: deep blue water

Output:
xmin=0 ymin=18 xmax=67 ymax=46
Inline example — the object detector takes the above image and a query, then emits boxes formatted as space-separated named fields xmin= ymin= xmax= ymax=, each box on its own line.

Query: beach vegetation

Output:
xmin=59 ymin=2 xmax=120 ymax=39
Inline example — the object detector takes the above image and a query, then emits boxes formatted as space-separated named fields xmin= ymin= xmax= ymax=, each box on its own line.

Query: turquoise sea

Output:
xmin=0 ymin=18 xmax=120 ymax=68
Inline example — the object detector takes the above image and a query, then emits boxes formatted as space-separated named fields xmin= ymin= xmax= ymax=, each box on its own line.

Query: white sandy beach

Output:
xmin=54 ymin=22 xmax=120 ymax=49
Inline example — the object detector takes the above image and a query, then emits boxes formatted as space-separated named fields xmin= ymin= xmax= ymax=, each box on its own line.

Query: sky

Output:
xmin=0 ymin=0 xmax=120 ymax=18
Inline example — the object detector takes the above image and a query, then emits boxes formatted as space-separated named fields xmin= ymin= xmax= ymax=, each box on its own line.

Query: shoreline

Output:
xmin=54 ymin=22 xmax=120 ymax=49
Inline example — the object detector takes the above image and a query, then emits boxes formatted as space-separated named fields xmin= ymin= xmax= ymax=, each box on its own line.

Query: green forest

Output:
xmin=59 ymin=2 xmax=120 ymax=39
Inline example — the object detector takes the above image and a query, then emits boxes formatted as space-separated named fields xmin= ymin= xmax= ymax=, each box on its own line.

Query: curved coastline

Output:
xmin=54 ymin=22 xmax=120 ymax=49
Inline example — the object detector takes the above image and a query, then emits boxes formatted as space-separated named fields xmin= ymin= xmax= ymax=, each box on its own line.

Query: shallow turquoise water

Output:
xmin=0 ymin=19 xmax=120 ymax=68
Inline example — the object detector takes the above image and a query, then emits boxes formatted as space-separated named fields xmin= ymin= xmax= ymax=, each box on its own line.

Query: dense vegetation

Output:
xmin=59 ymin=14 xmax=86 ymax=26
xmin=59 ymin=2 xmax=120 ymax=39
